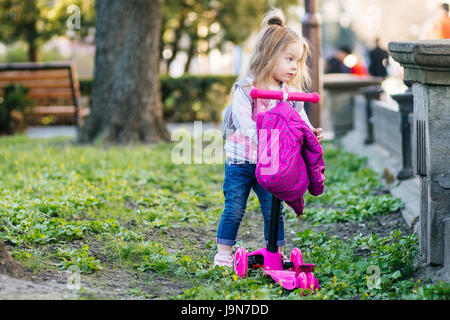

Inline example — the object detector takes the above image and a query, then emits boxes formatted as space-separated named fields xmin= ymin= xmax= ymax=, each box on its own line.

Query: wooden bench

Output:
xmin=0 ymin=61 xmax=89 ymax=128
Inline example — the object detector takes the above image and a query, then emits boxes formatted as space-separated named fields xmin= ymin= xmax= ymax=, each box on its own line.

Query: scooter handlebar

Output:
xmin=250 ymin=88 xmax=320 ymax=104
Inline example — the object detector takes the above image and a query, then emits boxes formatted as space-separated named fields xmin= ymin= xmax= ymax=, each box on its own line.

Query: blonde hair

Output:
xmin=246 ymin=8 xmax=311 ymax=92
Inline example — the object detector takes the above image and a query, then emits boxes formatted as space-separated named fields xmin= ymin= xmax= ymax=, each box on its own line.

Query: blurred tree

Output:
xmin=161 ymin=0 xmax=298 ymax=73
xmin=0 ymin=0 xmax=95 ymax=62
xmin=79 ymin=0 xmax=170 ymax=144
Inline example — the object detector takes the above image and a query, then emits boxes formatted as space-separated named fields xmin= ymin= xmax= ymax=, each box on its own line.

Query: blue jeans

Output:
xmin=216 ymin=158 xmax=285 ymax=247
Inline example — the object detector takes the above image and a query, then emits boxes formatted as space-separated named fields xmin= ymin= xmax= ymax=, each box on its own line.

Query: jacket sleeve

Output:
xmin=294 ymin=101 xmax=314 ymax=130
xmin=231 ymin=85 xmax=258 ymax=144
xmin=302 ymin=126 xmax=325 ymax=196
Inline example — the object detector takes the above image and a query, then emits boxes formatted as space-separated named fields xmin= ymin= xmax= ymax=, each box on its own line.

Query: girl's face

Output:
xmin=271 ymin=41 xmax=301 ymax=86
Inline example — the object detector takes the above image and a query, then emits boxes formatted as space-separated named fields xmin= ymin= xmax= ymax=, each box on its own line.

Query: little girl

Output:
xmin=214 ymin=8 xmax=324 ymax=267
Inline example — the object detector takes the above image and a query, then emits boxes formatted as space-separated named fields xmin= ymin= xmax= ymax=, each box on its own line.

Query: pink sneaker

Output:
xmin=213 ymin=251 xmax=233 ymax=268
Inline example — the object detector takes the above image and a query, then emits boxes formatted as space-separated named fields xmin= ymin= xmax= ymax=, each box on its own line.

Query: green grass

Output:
xmin=179 ymin=230 xmax=424 ymax=300
xmin=0 ymin=135 xmax=448 ymax=299
xmin=0 ymin=135 xmax=223 ymax=277
xmin=301 ymin=146 xmax=404 ymax=224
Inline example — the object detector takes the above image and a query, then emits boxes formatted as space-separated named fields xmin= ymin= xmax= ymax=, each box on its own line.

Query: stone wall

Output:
xmin=353 ymin=95 xmax=413 ymax=162
xmin=389 ymin=39 xmax=450 ymax=279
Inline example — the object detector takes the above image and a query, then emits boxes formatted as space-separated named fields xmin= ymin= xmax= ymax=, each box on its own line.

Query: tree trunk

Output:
xmin=79 ymin=0 xmax=170 ymax=144
xmin=28 ymin=39 xmax=38 ymax=62
xmin=26 ymin=20 xmax=39 ymax=62
xmin=184 ymin=39 xmax=196 ymax=74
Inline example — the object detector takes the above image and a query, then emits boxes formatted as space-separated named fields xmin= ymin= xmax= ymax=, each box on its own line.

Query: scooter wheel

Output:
xmin=297 ymin=272 xmax=308 ymax=290
xmin=305 ymin=272 xmax=317 ymax=292
xmin=314 ymin=275 xmax=320 ymax=291
xmin=289 ymin=248 xmax=303 ymax=271
xmin=234 ymin=247 xmax=248 ymax=279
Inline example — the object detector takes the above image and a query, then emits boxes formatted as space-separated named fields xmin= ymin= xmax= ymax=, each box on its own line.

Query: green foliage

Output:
xmin=0 ymin=41 xmax=66 ymax=63
xmin=54 ymin=244 xmax=102 ymax=274
xmin=174 ymin=143 xmax=448 ymax=300
xmin=1 ymin=136 xmax=448 ymax=299
xmin=180 ymin=268 xmax=286 ymax=300
xmin=80 ymin=75 xmax=238 ymax=122
xmin=0 ymin=42 xmax=29 ymax=63
xmin=352 ymin=230 xmax=419 ymax=278
xmin=43 ymin=0 xmax=96 ymax=40
xmin=0 ymin=135 xmax=224 ymax=279
xmin=132 ymin=242 xmax=209 ymax=277
xmin=287 ymin=229 xmax=421 ymax=300
xmin=79 ymin=78 xmax=93 ymax=97
xmin=179 ymin=230 xmax=428 ymax=300
xmin=303 ymin=195 xmax=404 ymax=224
xmin=161 ymin=0 xmax=298 ymax=71
xmin=0 ymin=83 xmax=33 ymax=134
xmin=0 ymin=0 xmax=95 ymax=61
xmin=405 ymin=281 xmax=450 ymax=300
xmin=301 ymin=145 xmax=404 ymax=224
xmin=160 ymin=74 xmax=237 ymax=122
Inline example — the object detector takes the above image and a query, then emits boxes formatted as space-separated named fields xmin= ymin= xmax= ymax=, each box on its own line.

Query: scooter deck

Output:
xmin=244 ymin=248 xmax=319 ymax=291
xmin=264 ymin=269 xmax=316 ymax=291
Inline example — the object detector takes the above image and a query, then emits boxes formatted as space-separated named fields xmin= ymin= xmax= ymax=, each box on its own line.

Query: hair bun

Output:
xmin=261 ymin=7 xmax=285 ymax=28
xmin=268 ymin=17 xmax=284 ymax=26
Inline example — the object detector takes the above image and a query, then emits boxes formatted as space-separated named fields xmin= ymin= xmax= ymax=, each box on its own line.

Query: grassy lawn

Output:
xmin=0 ymin=135 xmax=449 ymax=299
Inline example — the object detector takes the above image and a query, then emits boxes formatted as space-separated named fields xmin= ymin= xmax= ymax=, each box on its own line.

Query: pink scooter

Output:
xmin=234 ymin=88 xmax=320 ymax=292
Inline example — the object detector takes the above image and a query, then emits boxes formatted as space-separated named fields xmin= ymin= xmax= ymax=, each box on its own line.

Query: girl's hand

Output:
xmin=313 ymin=128 xmax=324 ymax=143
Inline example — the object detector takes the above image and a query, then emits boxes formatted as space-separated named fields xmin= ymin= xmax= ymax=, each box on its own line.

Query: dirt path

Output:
xmin=0 ymin=273 xmax=79 ymax=300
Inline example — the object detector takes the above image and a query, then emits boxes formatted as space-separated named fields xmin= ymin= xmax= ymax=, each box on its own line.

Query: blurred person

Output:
xmin=326 ymin=46 xmax=368 ymax=76
xmin=350 ymin=56 xmax=368 ymax=76
xmin=325 ymin=46 xmax=352 ymax=74
xmin=368 ymin=37 xmax=389 ymax=78
xmin=420 ymin=3 xmax=450 ymax=39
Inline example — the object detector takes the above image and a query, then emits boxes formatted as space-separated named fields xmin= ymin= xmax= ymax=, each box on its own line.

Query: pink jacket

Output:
xmin=224 ymin=76 xmax=314 ymax=163
xmin=255 ymin=100 xmax=325 ymax=217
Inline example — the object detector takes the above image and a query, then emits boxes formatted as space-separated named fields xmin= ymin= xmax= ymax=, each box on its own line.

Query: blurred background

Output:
xmin=1 ymin=0 xmax=445 ymax=77
xmin=0 ymin=0 xmax=448 ymax=134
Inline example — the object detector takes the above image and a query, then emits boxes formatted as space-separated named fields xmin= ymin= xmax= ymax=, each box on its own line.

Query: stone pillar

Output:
xmin=360 ymin=85 xmax=383 ymax=144
xmin=391 ymin=87 xmax=414 ymax=180
xmin=389 ymin=40 xmax=450 ymax=273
